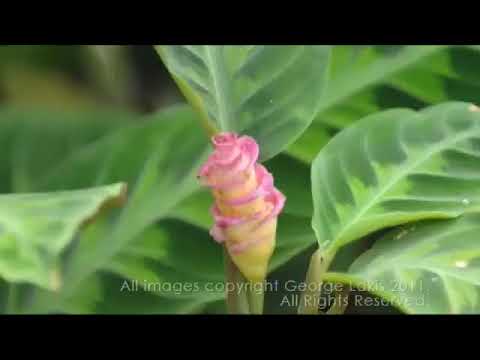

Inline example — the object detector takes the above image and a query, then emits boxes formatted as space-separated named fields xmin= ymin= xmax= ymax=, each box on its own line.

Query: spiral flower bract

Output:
xmin=198 ymin=132 xmax=286 ymax=282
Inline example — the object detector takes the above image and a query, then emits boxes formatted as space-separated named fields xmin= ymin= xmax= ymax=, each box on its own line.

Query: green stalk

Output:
xmin=247 ymin=281 xmax=264 ymax=315
xmin=298 ymin=248 xmax=335 ymax=315
xmin=224 ymin=248 xmax=250 ymax=314
xmin=327 ymin=286 xmax=350 ymax=315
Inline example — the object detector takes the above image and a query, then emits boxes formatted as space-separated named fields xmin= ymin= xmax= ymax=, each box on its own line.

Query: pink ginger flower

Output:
xmin=198 ymin=132 xmax=286 ymax=282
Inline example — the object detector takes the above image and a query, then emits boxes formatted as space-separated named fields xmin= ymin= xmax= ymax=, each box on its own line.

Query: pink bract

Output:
xmin=198 ymin=132 xmax=286 ymax=253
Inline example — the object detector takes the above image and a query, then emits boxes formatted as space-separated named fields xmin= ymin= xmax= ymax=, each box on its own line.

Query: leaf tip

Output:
xmin=82 ymin=182 xmax=128 ymax=227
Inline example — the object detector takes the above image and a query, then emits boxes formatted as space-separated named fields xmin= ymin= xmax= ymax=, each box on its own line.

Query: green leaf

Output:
xmin=318 ymin=46 xmax=445 ymax=114
xmin=325 ymin=213 xmax=480 ymax=314
xmin=0 ymin=105 xmax=133 ymax=193
xmin=270 ymin=214 xmax=317 ymax=271
xmin=40 ymin=271 xmax=208 ymax=314
xmin=285 ymin=121 xmax=332 ymax=164
xmin=312 ymin=102 xmax=480 ymax=253
xmin=156 ymin=45 xmax=331 ymax=161
xmin=0 ymin=182 xmax=126 ymax=290
xmin=105 ymin=219 xmax=225 ymax=301
xmin=287 ymin=46 xmax=480 ymax=164
xmin=19 ymin=105 xmax=229 ymax=314
xmin=264 ymin=154 xmax=312 ymax=217
xmin=34 ymin=106 xmax=210 ymax=298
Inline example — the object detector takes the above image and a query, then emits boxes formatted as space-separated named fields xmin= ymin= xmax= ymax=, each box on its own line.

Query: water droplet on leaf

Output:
xmin=462 ymin=199 xmax=470 ymax=206
xmin=455 ymin=260 xmax=468 ymax=269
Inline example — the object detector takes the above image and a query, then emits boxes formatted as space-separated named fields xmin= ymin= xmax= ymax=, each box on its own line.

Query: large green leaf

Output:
xmin=324 ymin=213 xmax=480 ymax=314
xmin=34 ymin=106 xmax=210 ymax=298
xmin=0 ymin=105 xmax=213 ymax=313
xmin=287 ymin=46 xmax=446 ymax=163
xmin=0 ymin=183 xmax=126 ymax=290
xmin=105 ymin=219 xmax=224 ymax=302
xmin=287 ymin=46 xmax=480 ymax=164
xmin=312 ymin=102 xmax=480 ymax=254
xmin=156 ymin=45 xmax=331 ymax=161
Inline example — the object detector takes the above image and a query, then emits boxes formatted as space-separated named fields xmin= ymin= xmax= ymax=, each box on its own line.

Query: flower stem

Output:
xmin=298 ymin=248 xmax=335 ymax=315
xmin=327 ymin=285 xmax=350 ymax=315
xmin=247 ymin=281 xmax=264 ymax=315
xmin=224 ymin=248 xmax=250 ymax=314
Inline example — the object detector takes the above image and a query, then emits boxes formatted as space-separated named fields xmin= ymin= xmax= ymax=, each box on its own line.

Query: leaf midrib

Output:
xmin=204 ymin=46 xmax=232 ymax=130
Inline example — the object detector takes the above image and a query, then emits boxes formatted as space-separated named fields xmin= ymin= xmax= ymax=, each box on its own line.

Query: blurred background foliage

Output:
xmin=0 ymin=45 xmax=182 ymax=111
xmin=1 ymin=45 xmax=480 ymax=314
